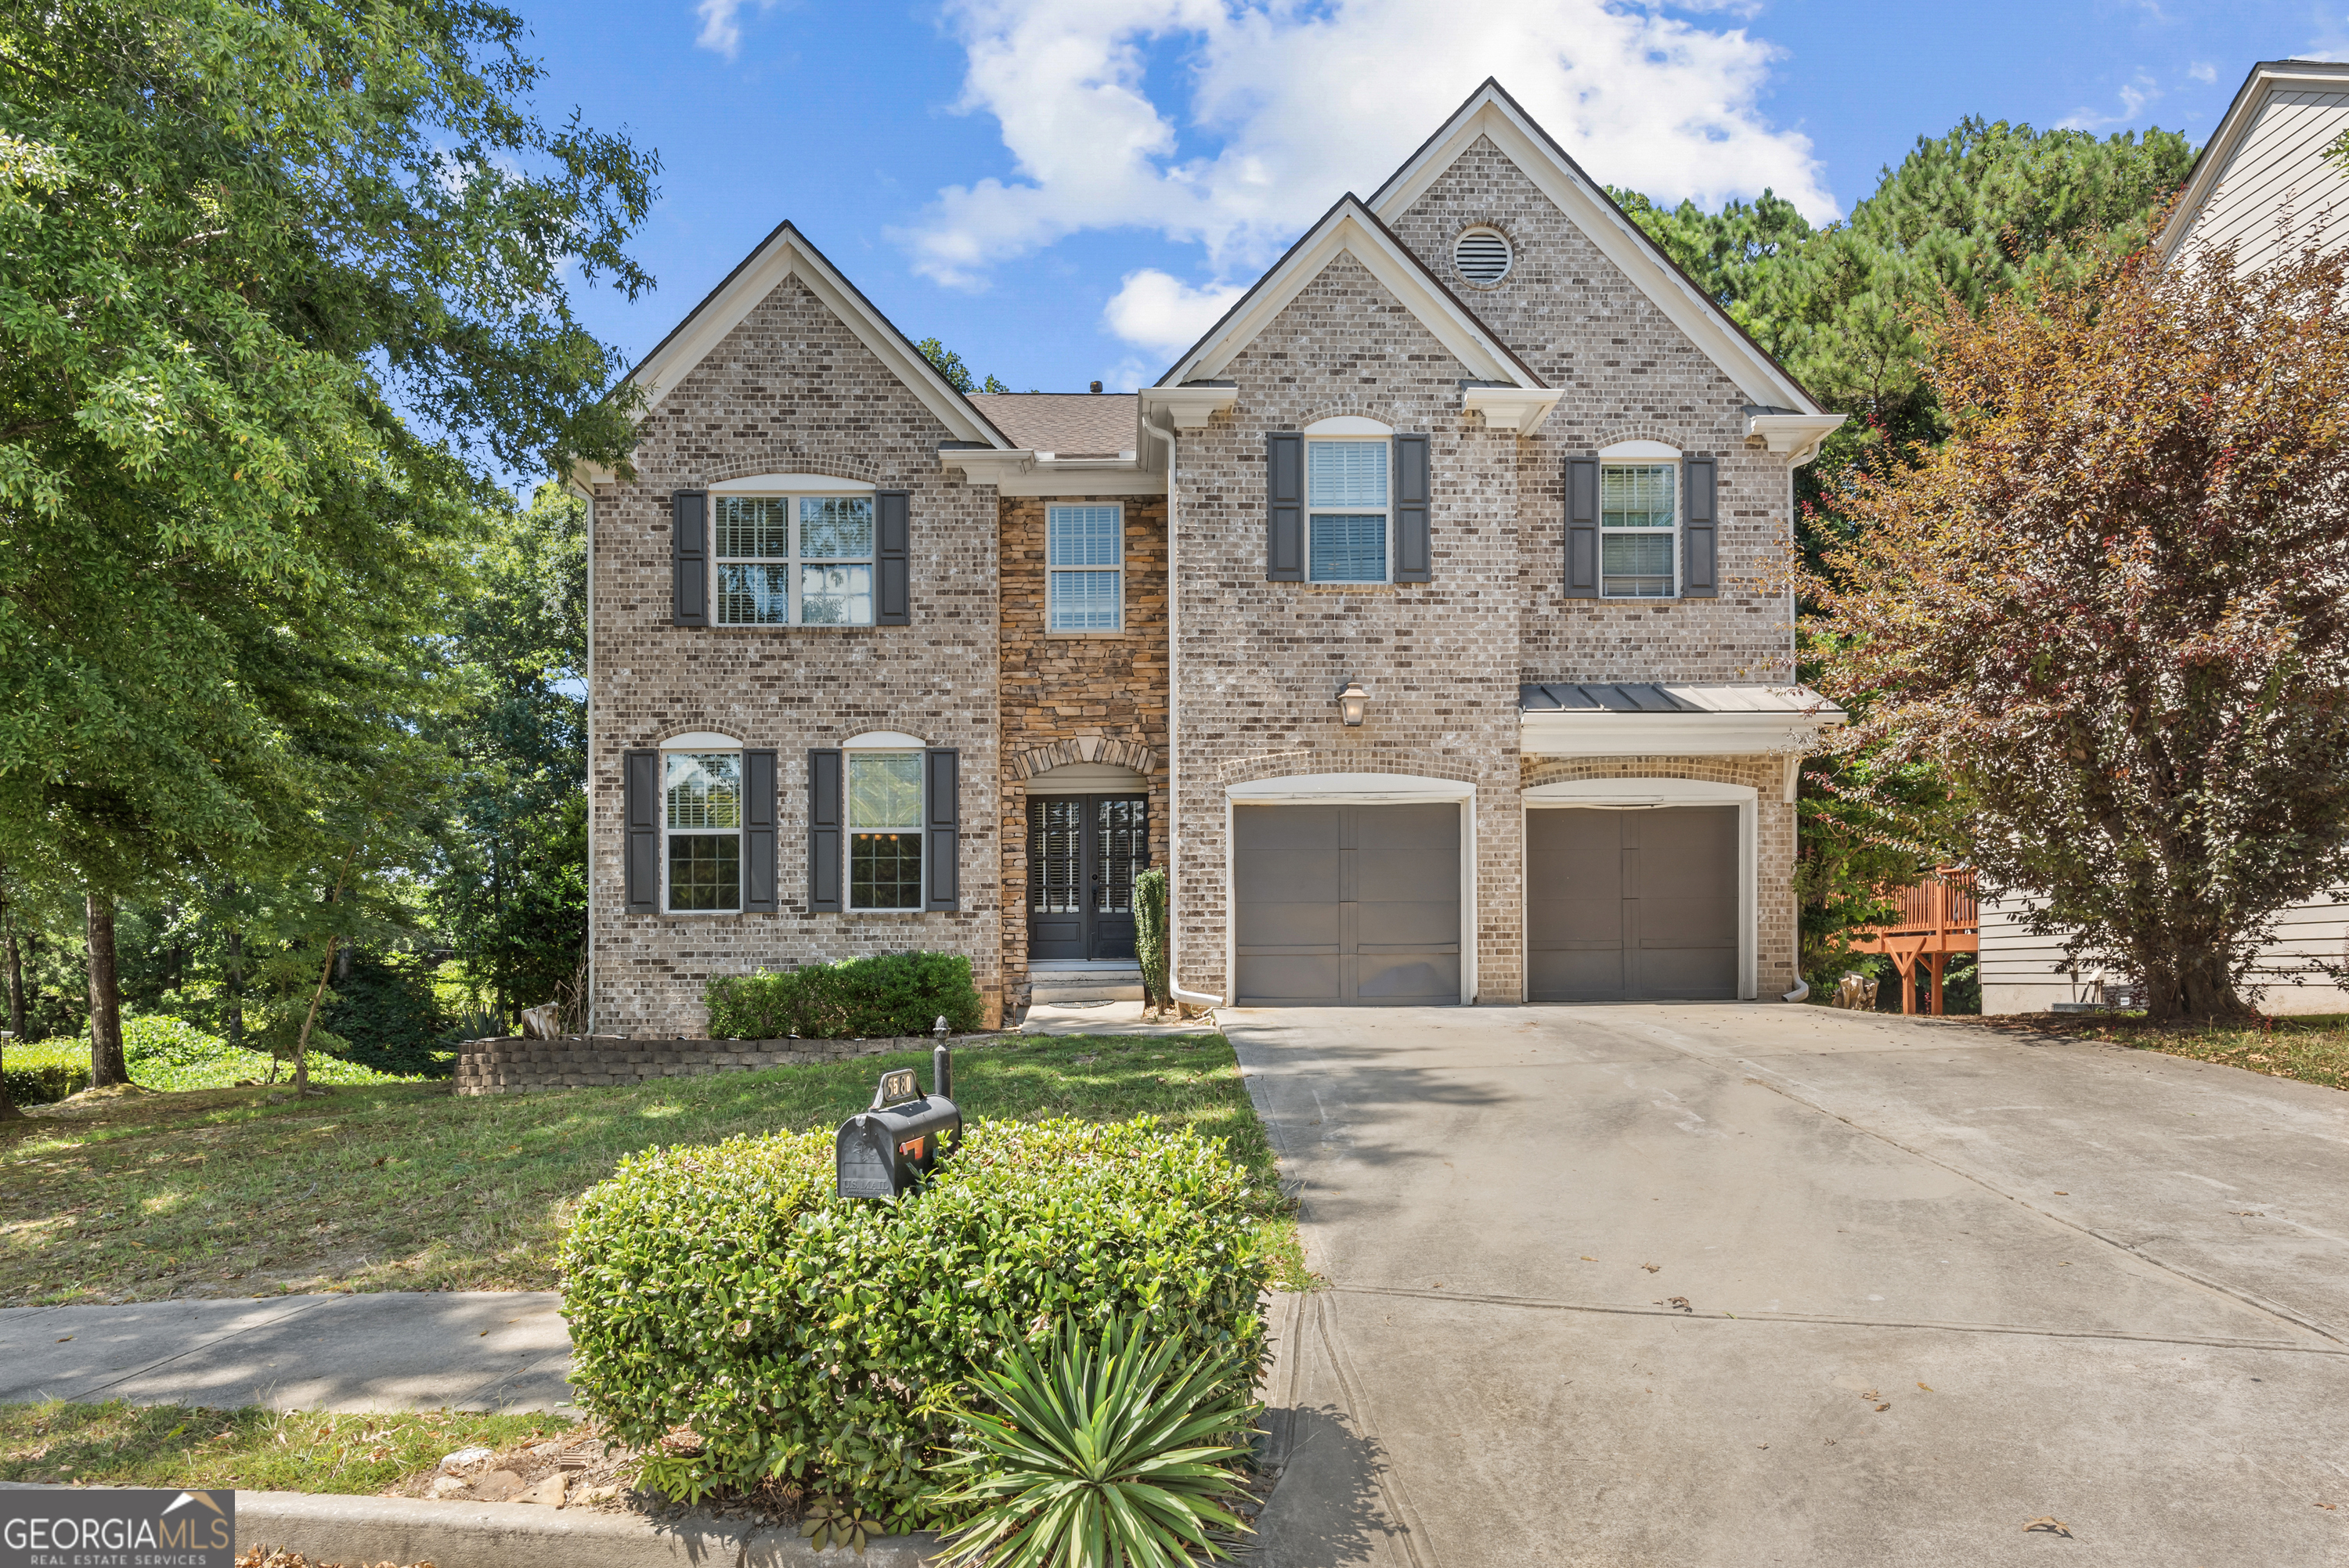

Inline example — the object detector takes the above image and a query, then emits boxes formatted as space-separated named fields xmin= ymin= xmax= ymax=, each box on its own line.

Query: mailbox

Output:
xmin=835 ymin=1044 xmax=962 ymax=1199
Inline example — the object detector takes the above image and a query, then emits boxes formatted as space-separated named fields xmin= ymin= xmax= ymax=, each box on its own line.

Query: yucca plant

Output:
xmin=929 ymin=1314 xmax=1259 ymax=1567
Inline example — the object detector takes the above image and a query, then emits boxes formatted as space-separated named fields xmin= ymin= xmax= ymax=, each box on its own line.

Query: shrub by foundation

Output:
xmin=558 ymin=1116 xmax=1271 ymax=1528
xmin=704 ymin=953 xmax=985 ymax=1040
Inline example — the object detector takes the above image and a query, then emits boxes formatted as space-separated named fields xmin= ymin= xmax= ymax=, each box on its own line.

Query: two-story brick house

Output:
xmin=575 ymin=80 xmax=1846 ymax=1035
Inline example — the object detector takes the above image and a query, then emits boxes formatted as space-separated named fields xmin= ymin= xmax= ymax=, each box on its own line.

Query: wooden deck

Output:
xmin=1846 ymin=867 xmax=1979 ymax=1015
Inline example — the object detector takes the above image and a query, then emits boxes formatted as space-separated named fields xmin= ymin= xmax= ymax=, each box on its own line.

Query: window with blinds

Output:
xmin=1600 ymin=463 xmax=1676 ymax=598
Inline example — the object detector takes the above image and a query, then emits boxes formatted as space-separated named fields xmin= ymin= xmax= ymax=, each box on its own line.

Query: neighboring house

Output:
xmin=1979 ymin=59 xmax=2349 ymax=1015
xmin=572 ymin=80 xmax=1847 ymax=1036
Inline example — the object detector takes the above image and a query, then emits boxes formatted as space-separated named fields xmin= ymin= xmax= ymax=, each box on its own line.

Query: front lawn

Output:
xmin=0 ymin=1400 xmax=566 ymax=1493
xmin=1979 ymin=1011 xmax=2349 ymax=1091
xmin=0 ymin=1033 xmax=1304 ymax=1306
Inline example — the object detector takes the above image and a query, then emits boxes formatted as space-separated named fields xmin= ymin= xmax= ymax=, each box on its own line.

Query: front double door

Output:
xmin=1028 ymin=795 xmax=1149 ymax=961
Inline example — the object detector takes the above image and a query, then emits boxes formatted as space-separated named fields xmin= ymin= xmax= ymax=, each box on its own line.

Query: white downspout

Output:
xmin=1138 ymin=412 xmax=1223 ymax=1011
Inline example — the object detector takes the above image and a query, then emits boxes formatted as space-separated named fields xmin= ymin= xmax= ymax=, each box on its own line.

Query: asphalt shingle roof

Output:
xmin=967 ymin=393 xmax=1137 ymax=457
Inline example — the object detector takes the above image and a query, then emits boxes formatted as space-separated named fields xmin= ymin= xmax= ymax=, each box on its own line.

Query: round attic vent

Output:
xmin=1454 ymin=227 xmax=1512 ymax=284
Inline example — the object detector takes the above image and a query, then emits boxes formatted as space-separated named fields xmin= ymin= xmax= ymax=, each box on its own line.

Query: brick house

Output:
xmin=573 ymin=80 xmax=1846 ymax=1035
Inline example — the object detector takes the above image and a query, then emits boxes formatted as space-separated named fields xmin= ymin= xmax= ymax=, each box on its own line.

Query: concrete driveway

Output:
xmin=1226 ymin=1004 xmax=2349 ymax=1567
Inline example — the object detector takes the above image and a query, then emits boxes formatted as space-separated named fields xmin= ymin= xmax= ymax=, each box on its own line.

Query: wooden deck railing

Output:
xmin=1845 ymin=867 xmax=1979 ymax=1015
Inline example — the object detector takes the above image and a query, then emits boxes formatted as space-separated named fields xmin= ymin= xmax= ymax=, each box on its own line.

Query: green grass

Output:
xmin=0 ymin=1400 xmax=567 ymax=1492
xmin=5 ymin=1030 xmax=427 ymax=1101
xmin=0 ymin=1033 xmax=1306 ymax=1306
xmin=1983 ymin=1011 xmax=2349 ymax=1091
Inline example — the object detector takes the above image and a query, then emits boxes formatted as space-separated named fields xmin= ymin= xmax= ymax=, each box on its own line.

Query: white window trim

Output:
xmin=1304 ymin=436 xmax=1393 ymax=586
xmin=1521 ymin=777 xmax=1756 ymax=1000
xmin=1597 ymin=457 xmax=1680 ymax=602
xmin=846 ymin=748 xmax=926 ymax=914
xmin=661 ymin=746 xmax=745 ymax=917
xmin=1045 ymin=503 xmax=1126 ymax=636
xmin=711 ymin=492 xmax=879 ymax=629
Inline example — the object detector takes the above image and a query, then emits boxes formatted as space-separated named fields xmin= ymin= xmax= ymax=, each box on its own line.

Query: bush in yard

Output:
xmin=560 ymin=1116 xmax=1272 ymax=1530
xmin=704 ymin=953 xmax=984 ymax=1040
xmin=3 ymin=1039 xmax=90 ymax=1105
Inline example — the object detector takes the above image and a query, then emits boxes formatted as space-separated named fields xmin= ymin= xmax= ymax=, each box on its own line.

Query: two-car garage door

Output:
xmin=1230 ymin=799 xmax=1741 ymax=1005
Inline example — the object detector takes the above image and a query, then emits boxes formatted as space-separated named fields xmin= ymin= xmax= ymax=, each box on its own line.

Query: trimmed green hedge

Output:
xmin=3 ymin=1040 xmax=88 ymax=1106
xmin=559 ymin=1116 xmax=1271 ymax=1527
xmin=704 ymin=952 xmax=984 ymax=1040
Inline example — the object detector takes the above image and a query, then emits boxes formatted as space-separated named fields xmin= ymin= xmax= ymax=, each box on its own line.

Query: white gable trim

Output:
xmin=1159 ymin=197 xmax=1544 ymax=390
xmin=622 ymin=221 xmax=1012 ymax=449
xmin=1368 ymin=81 xmax=1825 ymax=416
xmin=2156 ymin=59 xmax=2349 ymax=265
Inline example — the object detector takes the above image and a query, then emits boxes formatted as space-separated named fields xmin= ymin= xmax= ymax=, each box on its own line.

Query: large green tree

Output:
xmin=0 ymin=0 xmax=657 ymax=1078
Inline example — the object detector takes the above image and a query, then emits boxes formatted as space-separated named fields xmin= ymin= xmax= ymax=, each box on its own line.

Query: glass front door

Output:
xmin=1028 ymin=794 xmax=1149 ymax=961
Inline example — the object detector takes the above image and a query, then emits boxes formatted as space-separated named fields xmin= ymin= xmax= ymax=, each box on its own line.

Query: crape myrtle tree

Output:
xmin=0 ymin=0 xmax=658 ymax=1083
xmin=1805 ymin=236 xmax=2349 ymax=1020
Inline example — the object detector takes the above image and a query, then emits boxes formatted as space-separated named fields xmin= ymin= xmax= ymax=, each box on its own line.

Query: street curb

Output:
xmin=0 ymin=1483 xmax=941 ymax=1566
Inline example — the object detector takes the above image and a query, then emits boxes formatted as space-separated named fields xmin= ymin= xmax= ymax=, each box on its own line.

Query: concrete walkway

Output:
xmin=0 ymin=1291 xmax=572 ymax=1413
xmin=1228 ymin=1004 xmax=2349 ymax=1568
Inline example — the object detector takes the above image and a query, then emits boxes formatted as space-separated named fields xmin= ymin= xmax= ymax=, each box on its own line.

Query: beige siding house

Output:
xmin=576 ymin=80 xmax=1846 ymax=1036
xmin=1979 ymin=59 xmax=2349 ymax=1016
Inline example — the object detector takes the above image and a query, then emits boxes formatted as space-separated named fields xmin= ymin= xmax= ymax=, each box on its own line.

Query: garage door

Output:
xmin=1526 ymin=806 xmax=1738 ymax=1001
xmin=1234 ymin=802 xmax=1461 ymax=1005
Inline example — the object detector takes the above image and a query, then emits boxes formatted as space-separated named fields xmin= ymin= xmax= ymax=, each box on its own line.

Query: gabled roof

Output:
xmin=2155 ymin=59 xmax=2349 ymax=265
xmin=1156 ymin=195 xmax=1546 ymax=389
xmin=1368 ymin=78 xmax=1826 ymax=416
xmin=621 ymin=220 xmax=1014 ymax=449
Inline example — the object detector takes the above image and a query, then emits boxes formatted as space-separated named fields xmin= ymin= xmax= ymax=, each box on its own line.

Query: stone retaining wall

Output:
xmin=454 ymin=1035 xmax=962 ymax=1096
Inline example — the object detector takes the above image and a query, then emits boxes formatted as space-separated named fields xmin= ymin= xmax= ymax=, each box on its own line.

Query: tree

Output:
xmin=435 ymin=483 xmax=589 ymax=1022
xmin=1805 ymin=236 xmax=2349 ymax=1020
xmin=915 ymin=338 xmax=1011 ymax=396
xmin=0 ymin=0 xmax=658 ymax=1080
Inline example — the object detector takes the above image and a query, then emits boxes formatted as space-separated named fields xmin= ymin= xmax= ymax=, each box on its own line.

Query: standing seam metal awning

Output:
xmin=1519 ymin=683 xmax=1846 ymax=757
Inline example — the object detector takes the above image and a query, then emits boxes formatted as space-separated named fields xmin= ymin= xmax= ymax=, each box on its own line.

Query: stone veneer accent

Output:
xmin=454 ymin=1034 xmax=961 ymax=1096
xmin=586 ymin=274 xmax=1002 ymax=1037
xmin=998 ymin=496 xmax=1170 ymax=1012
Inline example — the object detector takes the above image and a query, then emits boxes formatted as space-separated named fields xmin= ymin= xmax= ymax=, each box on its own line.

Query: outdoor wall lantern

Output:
xmin=1333 ymin=679 xmax=1372 ymax=727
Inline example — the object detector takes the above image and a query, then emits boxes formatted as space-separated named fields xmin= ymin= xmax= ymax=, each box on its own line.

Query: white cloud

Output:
xmin=897 ymin=0 xmax=1837 ymax=290
xmin=2058 ymin=74 xmax=2160 ymax=132
xmin=696 ymin=0 xmax=782 ymax=59
xmin=1101 ymin=269 xmax=1246 ymax=355
xmin=2188 ymin=61 xmax=2217 ymax=84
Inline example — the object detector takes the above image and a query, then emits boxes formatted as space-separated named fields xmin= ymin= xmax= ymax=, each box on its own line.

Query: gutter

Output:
xmin=1136 ymin=411 xmax=1223 ymax=1012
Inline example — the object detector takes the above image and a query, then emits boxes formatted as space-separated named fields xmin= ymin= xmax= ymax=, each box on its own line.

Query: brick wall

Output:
xmin=998 ymin=496 xmax=1169 ymax=1011
xmin=586 ymin=275 xmax=1001 ymax=1036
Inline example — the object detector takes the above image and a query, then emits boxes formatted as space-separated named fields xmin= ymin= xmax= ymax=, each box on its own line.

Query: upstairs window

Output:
xmin=849 ymin=751 xmax=924 ymax=911
xmin=1600 ymin=463 xmax=1676 ymax=599
xmin=1307 ymin=439 xmax=1389 ymax=583
xmin=713 ymin=495 xmax=875 ymax=625
xmin=665 ymin=752 xmax=742 ymax=912
xmin=1047 ymin=505 xmax=1124 ymax=631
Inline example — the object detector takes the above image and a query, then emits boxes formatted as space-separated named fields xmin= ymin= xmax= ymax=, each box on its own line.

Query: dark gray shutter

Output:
xmin=1394 ymin=434 xmax=1431 ymax=583
xmin=1564 ymin=456 xmax=1599 ymax=598
xmin=876 ymin=489 xmax=910 ymax=625
xmin=672 ymin=491 xmax=709 ymax=625
xmin=1266 ymin=432 xmax=1304 ymax=581
xmin=925 ymin=748 xmax=959 ymax=911
xmin=743 ymin=749 xmax=778 ymax=913
xmin=1683 ymin=456 xmax=1718 ymax=598
xmin=808 ymin=749 xmax=843 ymax=913
xmin=623 ymin=749 xmax=660 ymax=914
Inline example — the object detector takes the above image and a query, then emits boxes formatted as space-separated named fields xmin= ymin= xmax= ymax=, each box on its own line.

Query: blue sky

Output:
xmin=528 ymin=1 xmax=2349 ymax=400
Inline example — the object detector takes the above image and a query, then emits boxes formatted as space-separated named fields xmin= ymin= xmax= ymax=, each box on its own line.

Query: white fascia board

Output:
xmin=1162 ymin=200 xmax=1540 ymax=391
xmin=1369 ymin=89 xmax=1823 ymax=416
xmin=1462 ymin=384 xmax=1560 ymax=435
xmin=1746 ymin=413 xmax=1846 ymax=466
xmin=1228 ymin=771 xmax=1476 ymax=803
xmin=2155 ymin=61 xmax=2349 ymax=264
xmin=623 ymin=223 xmax=1012 ymax=449
xmin=939 ymin=449 xmax=1166 ymax=498
xmin=1137 ymin=385 xmax=1238 ymax=430
xmin=1521 ymin=710 xmax=1846 ymax=758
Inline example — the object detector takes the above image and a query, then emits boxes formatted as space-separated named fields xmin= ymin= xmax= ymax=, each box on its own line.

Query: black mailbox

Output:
xmin=835 ymin=1044 xmax=962 ymax=1199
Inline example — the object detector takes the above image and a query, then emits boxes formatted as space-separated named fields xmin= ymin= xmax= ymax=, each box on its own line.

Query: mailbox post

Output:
xmin=835 ymin=1047 xmax=961 ymax=1199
